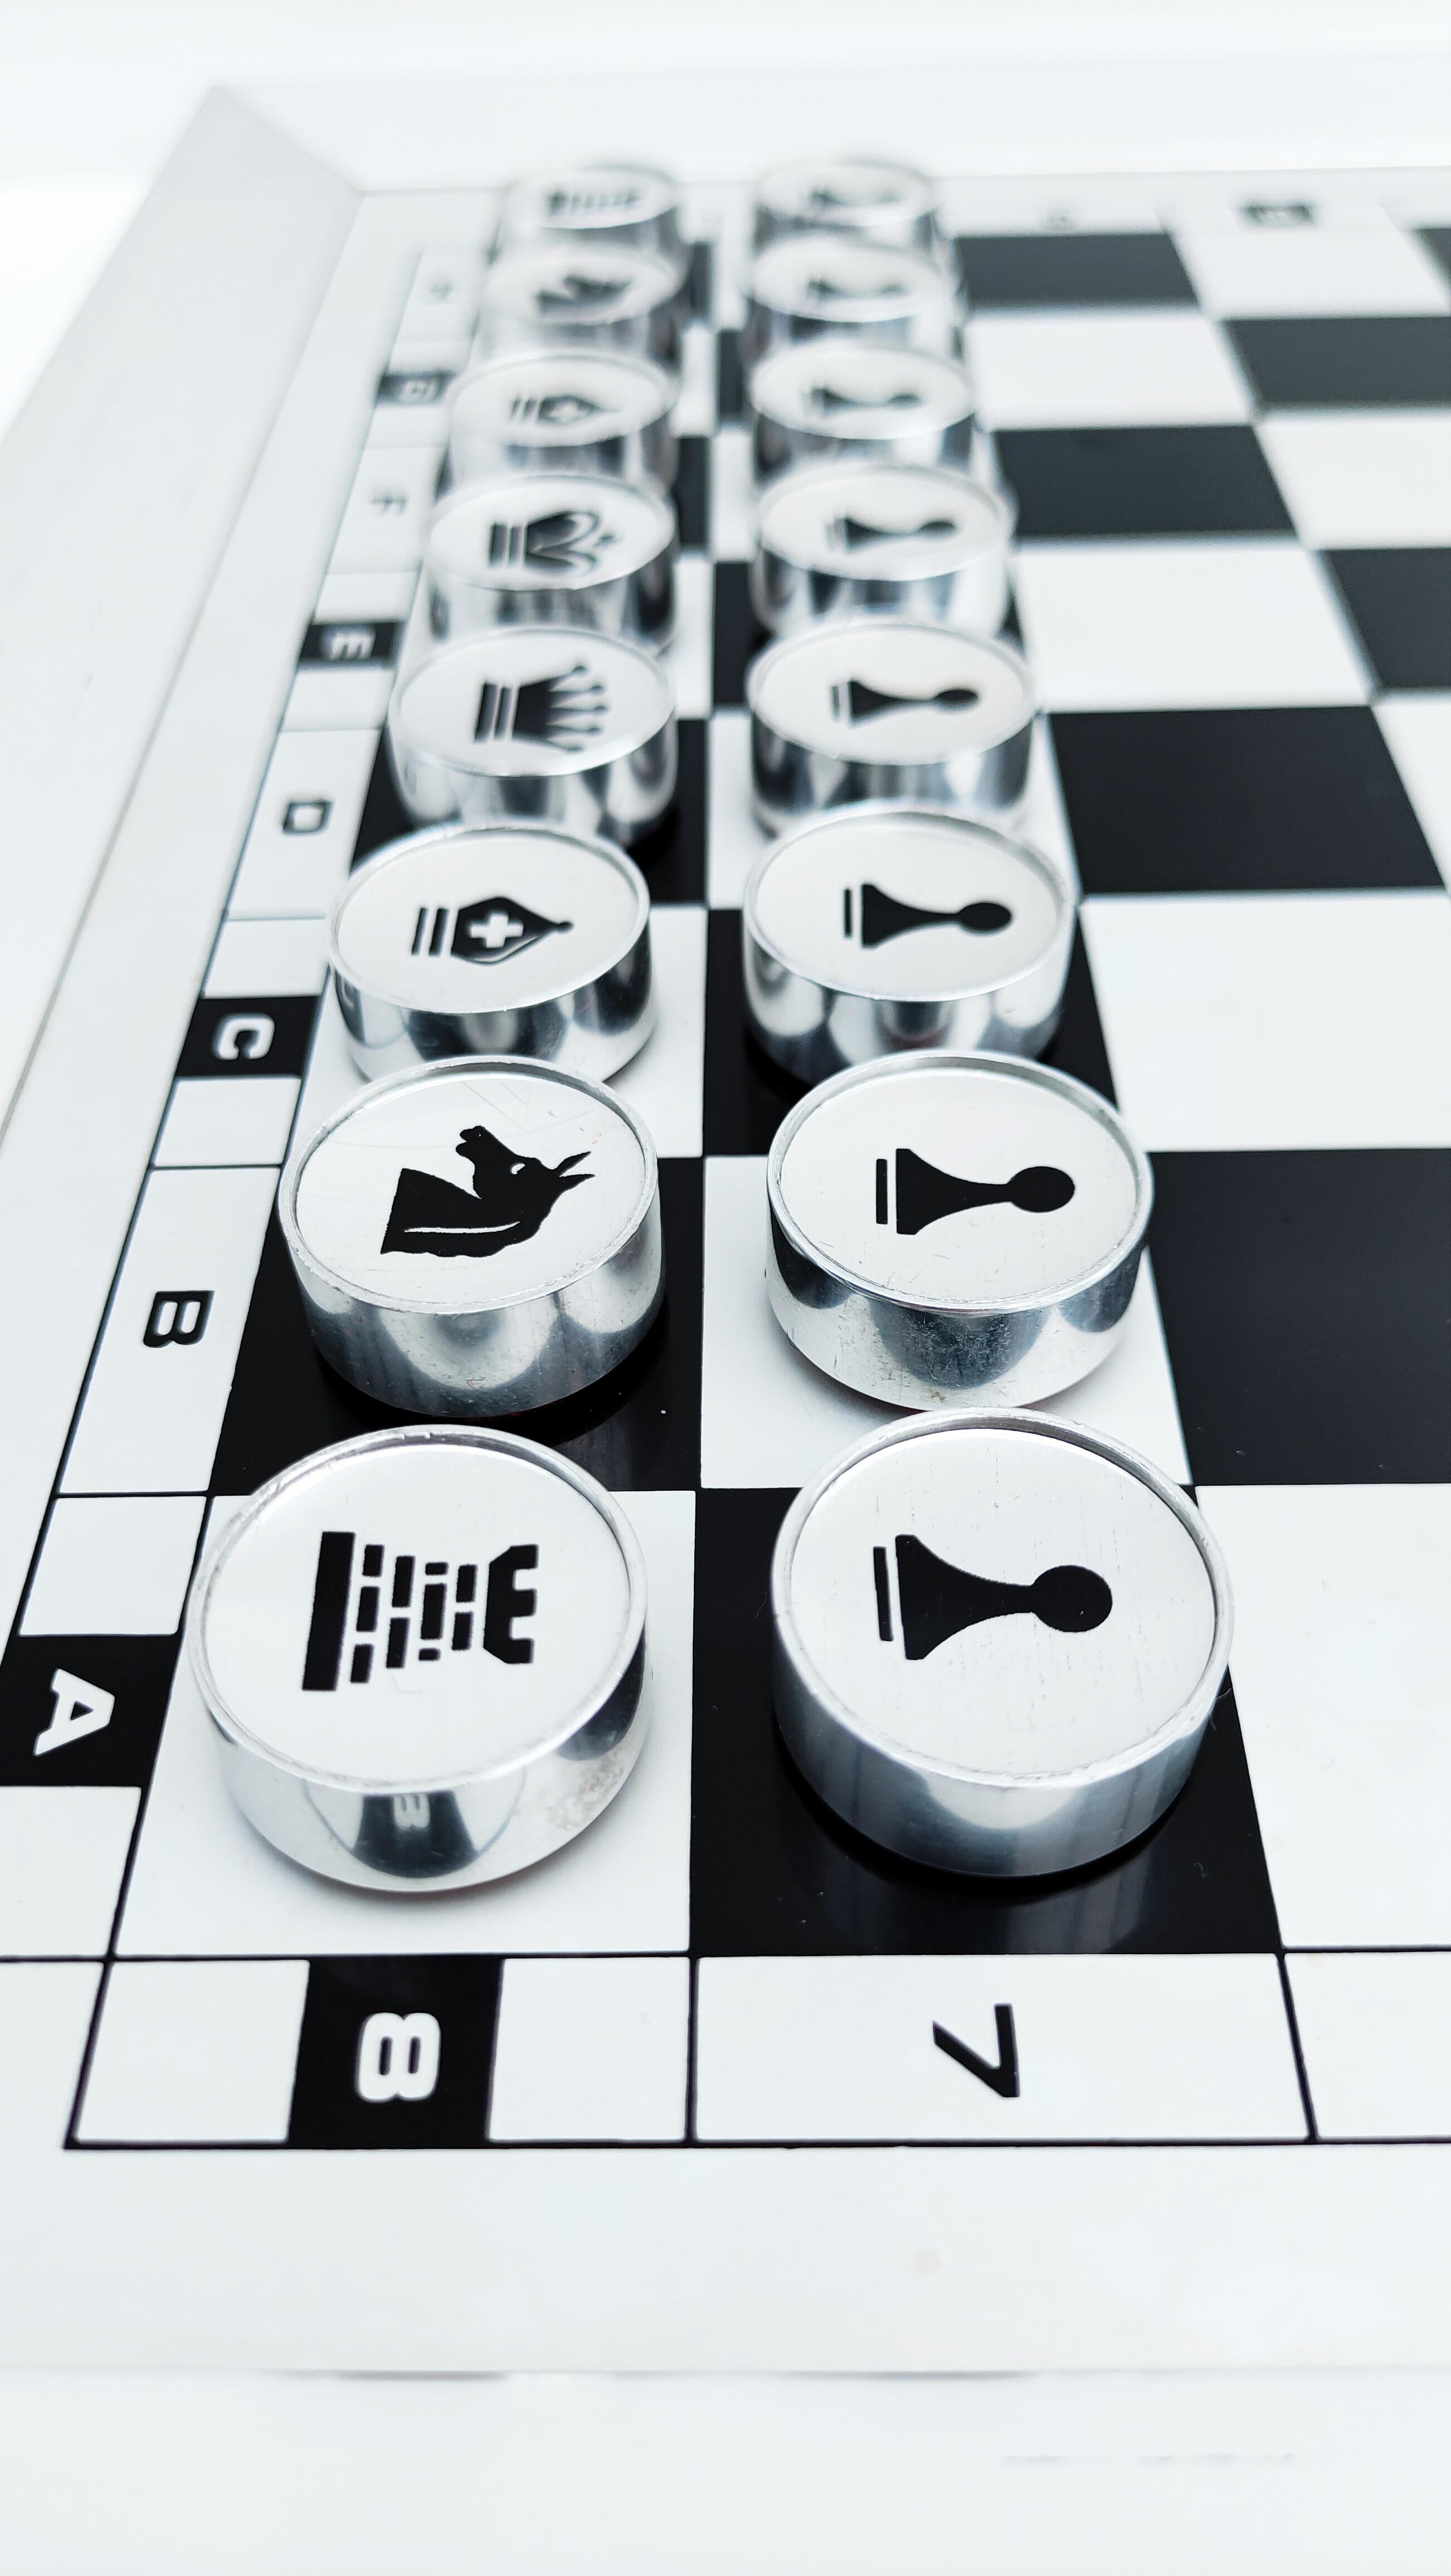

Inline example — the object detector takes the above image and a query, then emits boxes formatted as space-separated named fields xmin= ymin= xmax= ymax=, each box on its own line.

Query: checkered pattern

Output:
xmin=3 ymin=183 xmax=1450 ymax=2154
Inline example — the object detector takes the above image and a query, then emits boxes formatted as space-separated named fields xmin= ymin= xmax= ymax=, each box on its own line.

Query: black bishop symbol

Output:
xmin=874 ymin=1533 xmax=1112 ymax=1660
xmin=826 ymin=513 xmax=956 ymax=552
xmin=875 ymin=1148 xmax=1074 ymax=1235
xmin=843 ymin=883 xmax=1011 ymax=947
xmin=474 ymin=663 xmax=607 ymax=751
xmin=808 ymin=383 xmax=921 ymax=416
xmin=507 ymin=389 xmax=608 ymax=427
xmin=831 ymin=676 xmax=981 ymax=725
xmin=382 ymin=1121 xmax=592 ymax=1259
xmin=537 ymin=271 xmax=629 ymax=313
xmin=411 ymin=895 xmax=572 ymax=968
xmin=488 ymin=509 xmax=617 ymax=574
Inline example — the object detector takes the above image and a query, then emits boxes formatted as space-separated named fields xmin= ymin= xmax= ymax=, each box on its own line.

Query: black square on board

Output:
xmin=1420 ymin=230 xmax=1451 ymax=287
xmin=955 ymin=231 xmax=1196 ymax=309
xmin=690 ymin=1492 xmax=1279 ymax=1957
xmin=703 ymin=909 xmax=807 ymax=1155
xmin=996 ymin=426 xmax=1293 ymax=540
xmin=1051 ymin=706 xmax=1441 ymax=893
xmin=1149 ymin=1150 xmax=1451 ymax=1484
xmin=673 ymin=436 xmax=709 ymax=551
xmin=711 ymin=560 xmax=768 ymax=709
xmin=716 ymin=329 xmax=743 ymax=423
xmin=352 ymin=733 xmax=412 ymax=866
xmin=213 ymin=1164 xmax=702 ymax=1496
xmin=1227 ymin=316 xmax=1451 ymax=408
xmin=288 ymin=1955 xmax=501 ymax=2148
xmin=631 ymin=716 xmax=706 ymax=902
xmin=1325 ymin=549 xmax=1451 ymax=691
xmin=1038 ymin=920 xmax=1117 ymax=1100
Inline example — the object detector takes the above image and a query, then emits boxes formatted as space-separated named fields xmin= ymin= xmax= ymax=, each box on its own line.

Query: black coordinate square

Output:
xmin=1325 ymin=550 xmax=1451 ymax=691
xmin=703 ymin=909 xmax=806 ymax=1155
xmin=711 ymin=561 xmax=768 ymax=709
xmin=996 ymin=427 xmax=1293 ymax=539
xmin=1227 ymin=315 xmax=1451 ymax=408
xmin=288 ymin=1956 xmax=501 ymax=2148
xmin=1051 ymin=706 xmax=1441 ymax=893
xmin=1148 ymin=1152 xmax=1451 ymax=1484
xmin=0 ymin=1633 xmax=179 ymax=1788
xmin=955 ymin=231 xmax=1196 ymax=308
xmin=689 ymin=1493 xmax=1279 ymax=1957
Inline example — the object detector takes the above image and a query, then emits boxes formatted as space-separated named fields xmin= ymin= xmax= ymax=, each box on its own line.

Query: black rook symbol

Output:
xmin=831 ymin=676 xmax=981 ymax=725
xmin=411 ymin=894 xmax=572 ymax=967
xmin=843 ymin=882 xmax=1011 ymax=947
xmin=488 ymin=509 xmax=617 ymax=574
xmin=807 ymin=383 xmax=921 ymax=416
xmin=474 ymin=663 xmax=608 ymax=751
xmin=875 ymin=1147 xmax=1074 ymax=1235
xmin=874 ymin=1533 xmax=1112 ymax=1661
xmin=826 ymin=513 xmax=956 ymax=552
xmin=303 ymin=1531 xmax=539 ymax=1691
xmin=382 ymin=1120 xmax=591 ymax=1259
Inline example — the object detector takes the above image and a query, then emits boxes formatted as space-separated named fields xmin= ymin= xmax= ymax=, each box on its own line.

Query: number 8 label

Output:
xmin=354 ymin=2011 xmax=441 ymax=2103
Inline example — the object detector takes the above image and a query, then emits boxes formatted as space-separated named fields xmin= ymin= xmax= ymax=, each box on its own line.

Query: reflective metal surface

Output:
xmin=388 ymin=626 xmax=677 ymax=845
xmin=330 ymin=822 xmax=654 ymax=1084
xmin=766 ymin=1051 xmax=1151 ymax=1408
xmin=446 ymin=350 xmax=678 ymax=489
xmin=747 ymin=618 xmax=1034 ymax=833
xmin=496 ymin=162 xmax=685 ymax=265
xmin=749 ymin=339 xmax=977 ymax=484
xmin=281 ymin=1057 xmax=663 ymax=1415
xmin=752 ymin=462 xmax=1012 ymax=635
xmin=772 ymin=1409 xmax=1231 ymax=1877
xmin=424 ymin=471 xmax=676 ymax=649
xmin=188 ymin=1426 xmax=649 ymax=1891
xmin=478 ymin=242 xmax=686 ymax=377
xmin=742 ymin=236 xmax=961 ymax=366
xmin=743 ymin=807 xmax=1073 ymax=1079
xmin=752 ymin=159 xmax=941 ymax=253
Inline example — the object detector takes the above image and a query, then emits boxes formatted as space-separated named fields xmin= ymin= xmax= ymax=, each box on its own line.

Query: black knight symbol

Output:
xmin=382 ymin=1122 xmax=592 ymax=1259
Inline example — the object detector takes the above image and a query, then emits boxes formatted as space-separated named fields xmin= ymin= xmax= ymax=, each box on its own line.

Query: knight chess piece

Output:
xmin=424 ymin=471 xmax=676 ymax=650
xmin=751 ymin=460 xmax=1012 ymax=636
xmin=281 ymin=1058 xmax=663 ymax=1414
xmin=329 ymin=822 xmax=654 ymax=1085
xmin=749 ymin=339 xmax=978 ymax=482
xmin=446 ymin=349 xmax=678 ymax=486
xmin=747 ymin=618 xmax=1034 ymax=833
xmin=476 ymin=242 xmax=686 ymax=377
xmin=771 ymin=1410 xmax=1232 ymax=1876
xmin=743 ymin=236 xmax=961 ymax=365
xmin=186 ymin=1426 xmax=649 ymax=1890
xmin=766 ymin=1051 xmax=1151 ymax=1407
xmin=742 ymin=807 xmax=1074 ymax=1079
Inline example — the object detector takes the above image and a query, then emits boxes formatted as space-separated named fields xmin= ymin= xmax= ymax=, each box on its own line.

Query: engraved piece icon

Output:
xmin=877 ymin=1146 xmax=1075 ymax=1235
xmin=844 ymin=882 xmax=1011 ymax=947
xmin=826 ymin=512 xmax=956 ymax=551
xmin=830 ymin=676 xmax=981 ymax=725
xmin=474 ymin=663 xmax=608 ymax=749
xmin=302 ymin=1527 xmax=541 ymax=1689
xmin=487 ymin=508 xmax=617 ymax=574
xmin=807 ymin=270 xmax=907 ymax=303
xmin=874 ymin=1531 xmax=1112 ymax=1660
xmin=537 ymin=269 xmax=630 ymax=314
xmin=382 ymin=1120 xmax=591 ymax=1259
xmin=410 ymin=894 xmax=572 ymax=968
xmin=807 ymin=381 xmax=922 ymax=416
xmin=546 ymin=182 xmax=640 ymax=220
xmin=507 ymin=388 xmax=608 ymax=427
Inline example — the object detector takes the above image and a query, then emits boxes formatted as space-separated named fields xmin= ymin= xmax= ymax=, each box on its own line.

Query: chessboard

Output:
xmin=1 ymin=94 xmax=1449 ymax=2374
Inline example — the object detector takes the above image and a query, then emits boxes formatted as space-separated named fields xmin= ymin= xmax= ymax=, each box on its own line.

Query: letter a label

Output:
xmin=33 ymin=1668 xmax=115 ymax=1758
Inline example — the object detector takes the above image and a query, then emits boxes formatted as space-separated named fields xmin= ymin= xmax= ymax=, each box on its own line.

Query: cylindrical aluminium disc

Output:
xmin=765 ymin=1051 xmax=1151 ymax=1409
xmin=329 ymin=822 xmax=653 ymax=1084
xmin=752 ymin=159 xmax=941 ymax=254
xmin=771 ymin=1408 xmax=1231 ymax=1877
xmin=749 ymin=338 xmax=977 ymax=485
xmin=477 ymin=242 xmax=686 ymax=377
xmin=743 ymin=235 xmax=961 ymax=367
xmin=281 ymin=1057 xmax=663 ymax=1417
xmin=747 ymin=617 xmax=1034 ymax=834
xmin=742 ymin=807 xmax=1073 ymax=1080
xmin=424 ymin=471 xmax=676 ymax=650
xmin=446 ymin=350 xmax=678 ymax=490
xmin=187 ymin=1425 xmax=649 ymax=1891
xmin=495 ymin=163 xmax=685 ymax=264
xmin=752 ymin=462 xmax=1014 ymax=635
xmin=387 ymin=626 xmax=677 ymax=845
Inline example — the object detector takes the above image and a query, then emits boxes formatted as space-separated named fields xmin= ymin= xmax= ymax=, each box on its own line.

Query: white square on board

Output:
xmin=1288 ymin=1954 xmax=1451 ymax=2140
xmin=710 ymin=424 xmax=754 ymax=562
xmin=284 ymin=664 xmax=395 ymax=732
xmin=1196 ymin=1486 xmax=1451 ymax=1948
xmin=612 ymin=905 xmax=706 ymax=1158
xmin=1083 ymin=892 xmax=1451 ymax=1150
xmin=0 ymin=1964 xmax=102 ymax=2147
xmin=118 ymin=1494 xmax=694 ymax=1958
xmin=1258 ymin=412 xmax=1451 ymax=548
xmin=664 ymin=552 xmax=713 ymax=720
xmin=328 ymin=445 xmax=438 ymax=578
xmin=674 ymin=320 xmax=718 ymax=436
xmin=228 ymin=728 xmax=379 ymax=921
xmin=1176 ymin=224 xmax=1451 ymax=317
xmin=0 ymin=1789 xmax=138 ymax=1957
xmin=966 ymin=311 xmax=1252 ymax=428
xmin=700 ymin=1159 xmax=1189 ymax=1489
xmin=76 ymin=1959 xmax=308 ymax=2143
xmin=707 ymin=710 xmax=767 ymax=908
xmin=22 ymin=1495 xmax=206 ymax=1638
xmin=489 ymin=1956 xmax=689 ymax=2141
xmin=152 ymin=1078 xmax=299 ymax=1168
xmin=1377 ymin=696 xmax=1451 ymax=890
xmin=695 ymin=1954 xmax=1304 ymax=2142
xmin=1012 ymin=540 xmax=1368 ymax=711
xmin=204 ymin=919 xmax=328 ymax=998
